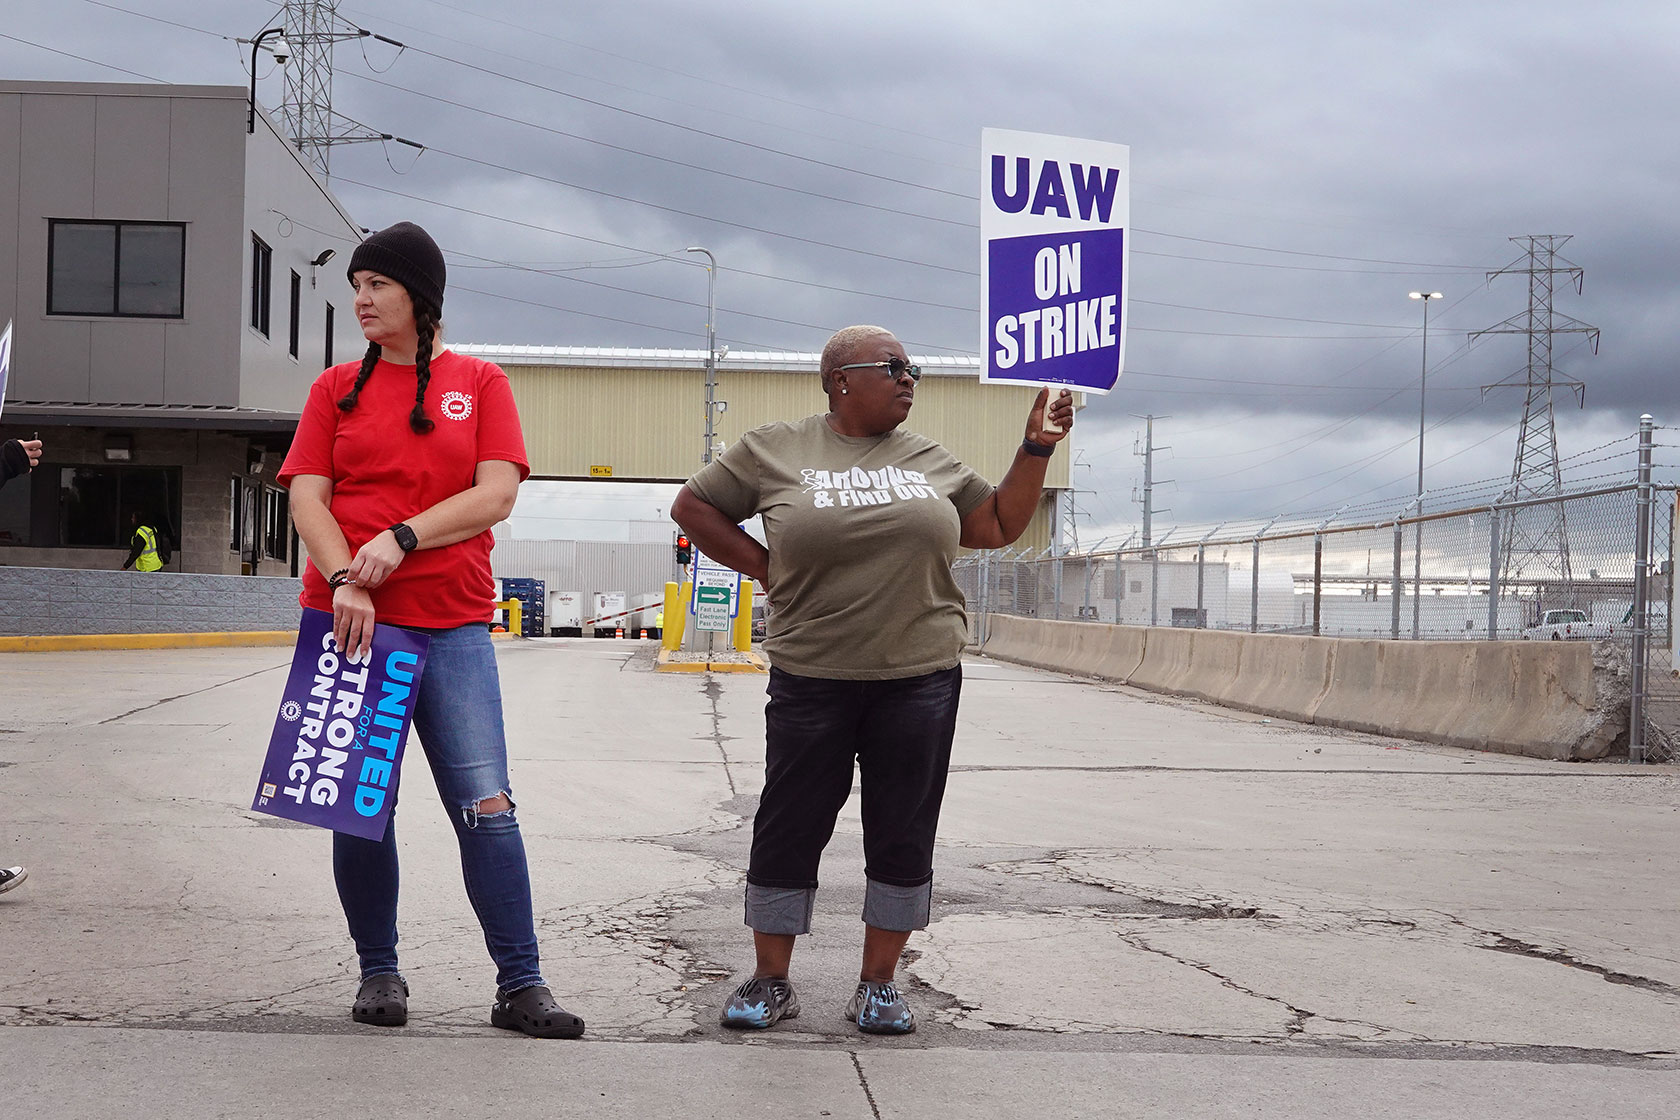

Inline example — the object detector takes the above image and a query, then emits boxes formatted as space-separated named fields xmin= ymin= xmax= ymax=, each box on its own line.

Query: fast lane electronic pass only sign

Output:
xmin=980 ymin=128 xmax=1129 ymax=395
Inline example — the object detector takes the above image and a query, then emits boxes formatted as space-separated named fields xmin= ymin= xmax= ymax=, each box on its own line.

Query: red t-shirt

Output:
xmin=278 ymin=350 xmax=530 ymax=628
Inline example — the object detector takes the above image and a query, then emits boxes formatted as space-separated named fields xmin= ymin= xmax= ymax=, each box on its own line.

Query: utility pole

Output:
xmin=685 ymin=247 xmax=719 ymax=465
xmin=1143 ymin=416 xmax=1154 ymax=550
xmin=1472 ymin=234 xmax=1600 ymax=593
xmin=1134 ymin=416 xmax=1171 ymax=626
xmin=1408 ymin=291 xmax=1441 ymax=640
xmin=1134 ymin=415 xmax=1171 ymax=549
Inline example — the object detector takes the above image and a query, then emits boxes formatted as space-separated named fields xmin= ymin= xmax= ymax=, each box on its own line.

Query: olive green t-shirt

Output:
xmin=685 ymin=414 xmax=996 ymax=680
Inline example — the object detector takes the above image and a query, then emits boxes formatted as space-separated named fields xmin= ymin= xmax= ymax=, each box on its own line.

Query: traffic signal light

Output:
xmin=675 ymin=534 xmax=692 ymax=566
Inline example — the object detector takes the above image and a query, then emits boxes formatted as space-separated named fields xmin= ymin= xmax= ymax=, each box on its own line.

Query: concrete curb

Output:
xmin=654 ymin=648 xmax=769 ymax=674
xmin=0 ymin=631 xmax=298 ymax=653
xmin=978 ymin=616 xmax=1620 ymax=761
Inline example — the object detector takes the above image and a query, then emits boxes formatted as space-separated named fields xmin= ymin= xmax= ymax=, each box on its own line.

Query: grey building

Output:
xmin=0 ymin=80 xmax=366 ymax=575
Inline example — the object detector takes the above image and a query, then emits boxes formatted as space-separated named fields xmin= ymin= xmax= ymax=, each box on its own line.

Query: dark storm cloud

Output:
xmin=5 ymin=0 xmax=1675 ymax=531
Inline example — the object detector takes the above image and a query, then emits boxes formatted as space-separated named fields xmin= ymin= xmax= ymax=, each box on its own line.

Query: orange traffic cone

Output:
xmin=639 ymin=629 xmax=649 ymax=639
xmin=614 ymin=627 xmax=624 ymax=639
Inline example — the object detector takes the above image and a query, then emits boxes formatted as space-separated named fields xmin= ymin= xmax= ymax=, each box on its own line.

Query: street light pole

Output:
xmin=685 ymin=247 xmax=718 ymax=466
xmin=246 ymin=28 xmax=293 ymax=135
xmin=1408 ymin=291 xmax=1441 ymax=639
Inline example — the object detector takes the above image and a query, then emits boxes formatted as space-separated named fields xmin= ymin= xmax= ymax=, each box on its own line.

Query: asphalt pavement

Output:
xmin=3 ymin=638 xmax=1677 ymax=1117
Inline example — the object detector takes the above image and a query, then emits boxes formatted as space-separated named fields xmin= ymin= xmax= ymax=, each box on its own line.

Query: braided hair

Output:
xmin=335 ymin=298 xmax=441 ymax=435
xmin=409 ymin=302 xmax=438 ymax=434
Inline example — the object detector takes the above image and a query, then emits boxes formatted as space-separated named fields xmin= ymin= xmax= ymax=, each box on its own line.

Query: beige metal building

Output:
xmin=458 ymin=345 xmax=1077 ymax=552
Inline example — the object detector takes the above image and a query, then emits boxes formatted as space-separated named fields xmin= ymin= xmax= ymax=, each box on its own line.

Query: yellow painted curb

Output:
xmin=710 ymin=652 xmax=769 ymax=674
xmin=0 ymin=631 xmax=298 ymax=653
xmin=654 ymin=649 xmax=768 ymax=674
xmin=655 ymin=649 xmax=709 ymax=673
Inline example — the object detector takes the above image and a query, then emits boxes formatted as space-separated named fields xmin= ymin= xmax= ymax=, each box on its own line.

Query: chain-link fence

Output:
xmin=956 ymin=420 xmax=1676 ymax=762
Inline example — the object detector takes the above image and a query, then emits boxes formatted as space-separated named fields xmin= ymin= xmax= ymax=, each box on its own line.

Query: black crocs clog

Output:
xmin=352 ymin=974 xmax=409 ymax=1027
xmin=490 ymin=984 xmax=584 ymax=1039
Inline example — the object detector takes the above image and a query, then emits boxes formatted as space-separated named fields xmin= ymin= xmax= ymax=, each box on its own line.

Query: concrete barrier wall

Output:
xmin=978 ymin=616 xmax=1615 ymax=761
xmin=982 ymin=615 xmax=1145 ymax=682
xmin=1227 ymin=632 xmax=1337 ymax=721
xmin=0 ymin=566 xmax=302 ymax=636
xmin=1312 ymin=638 xmax=1600 ymax=761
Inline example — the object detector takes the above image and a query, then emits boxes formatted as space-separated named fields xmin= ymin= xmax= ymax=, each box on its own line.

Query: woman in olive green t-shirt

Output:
xmin=673 ymin=324 xmax=1073 ymax=1035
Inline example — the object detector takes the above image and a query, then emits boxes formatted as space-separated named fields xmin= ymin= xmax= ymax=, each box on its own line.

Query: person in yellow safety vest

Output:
xmin=121 ymin=512 xmax=165 ymax=572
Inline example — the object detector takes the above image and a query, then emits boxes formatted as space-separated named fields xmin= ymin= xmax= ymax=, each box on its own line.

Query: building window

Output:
xmin=229 ymin=477 xmax=242 ymax=551
xmin=47 ymin=220 xmax=185 ymax=318
xmin=324 ymin=302 xmax=335 ymax=368
xmin=57 ymin=465 xmax=179 ymax=549
xmin=233 ymin=476 xmax=262 ymax=560
xmin=250 ymin=234 xmax=272 ymax=335
xmin=288 ymin=271 xmax=302 ymax=358
xmin=263 ymin=486 xmax=289 ymax=561
xmin=0 ymin=469 xmax=30 ymax=544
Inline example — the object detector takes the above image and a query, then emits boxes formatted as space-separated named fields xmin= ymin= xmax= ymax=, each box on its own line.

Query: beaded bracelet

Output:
xmin=327 ymin=568 xmax=354 ymax=589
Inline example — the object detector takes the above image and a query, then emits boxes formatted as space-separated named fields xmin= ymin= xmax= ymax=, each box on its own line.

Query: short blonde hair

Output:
xmin=820 ymin=325 xmax=894 ymax=394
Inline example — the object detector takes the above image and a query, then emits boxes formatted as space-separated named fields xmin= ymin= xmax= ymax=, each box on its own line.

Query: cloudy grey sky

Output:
xmin=5 ymin=0 xmax=1676 ymax=542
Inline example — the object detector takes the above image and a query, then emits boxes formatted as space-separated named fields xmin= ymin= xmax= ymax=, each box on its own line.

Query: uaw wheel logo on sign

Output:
xmin=440 ymin=391 xmax=473 ymax=421
xmin=280 ymin=699 xmax=302 ymax=722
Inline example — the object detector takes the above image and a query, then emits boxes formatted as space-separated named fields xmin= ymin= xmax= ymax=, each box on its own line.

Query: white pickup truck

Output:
xmin=1520 ymin=609 xmax=1612 ymax=641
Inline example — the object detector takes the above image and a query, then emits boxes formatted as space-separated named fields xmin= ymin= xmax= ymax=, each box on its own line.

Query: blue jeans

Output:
xmin=332 ymin=623 xmax=544 ymax=994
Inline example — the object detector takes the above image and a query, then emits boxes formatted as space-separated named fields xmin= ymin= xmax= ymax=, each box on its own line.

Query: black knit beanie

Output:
xmin=347 ymin=221 xmax=446 ymax=312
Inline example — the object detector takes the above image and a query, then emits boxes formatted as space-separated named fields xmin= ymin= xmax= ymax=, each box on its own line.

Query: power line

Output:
xmin=0 ymin=31 xmax=165 ymax=82
xmin=387 ymin=40 xmax=974 ymax=202
xmin=352 ymin=0 xmax=974 ymax=161
xmin=342 ymin=71 xmax=968 ymax=229
xmin=416 ymin=144 xmax=972 ymax=275
xmin=1139 ymin=229 xmax=1492 ymax=269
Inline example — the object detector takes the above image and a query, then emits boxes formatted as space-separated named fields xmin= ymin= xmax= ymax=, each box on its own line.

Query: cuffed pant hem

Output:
xmin=496 ymin=975 xmax=547 ymax=997
xmin=745 ymin=883 xmax=816 ymax=935
xmin=862 ymin=877 xmax=932 ymax=931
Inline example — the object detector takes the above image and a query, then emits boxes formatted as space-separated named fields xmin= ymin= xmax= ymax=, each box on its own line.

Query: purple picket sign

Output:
xmin=251 ymin=608 xmax=430 ymax=841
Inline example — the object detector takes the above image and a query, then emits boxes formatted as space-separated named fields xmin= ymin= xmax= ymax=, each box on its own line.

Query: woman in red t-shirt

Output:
xmin=278 ymin=222 xmax=582 ymax=1039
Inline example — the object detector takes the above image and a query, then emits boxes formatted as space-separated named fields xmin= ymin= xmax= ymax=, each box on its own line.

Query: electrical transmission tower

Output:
xmin=1471 ymin=234 xmax=1600 ymax=587
xmin=264 ymin=1 xmax=412 ymax=179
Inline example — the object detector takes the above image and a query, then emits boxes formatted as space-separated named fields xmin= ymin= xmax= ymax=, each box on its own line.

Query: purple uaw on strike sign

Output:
xmin=251 ymin=608 xmax=430 ymax=841
xmin=981 ymin=128 xmax=1130 ymax=395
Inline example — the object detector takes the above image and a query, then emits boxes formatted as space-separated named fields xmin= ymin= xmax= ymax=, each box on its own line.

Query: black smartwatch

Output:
xmin=388 ymin=522 xmax=419 ymax=552
xmin=1021 ymin=438 xmax=1055 ymax=458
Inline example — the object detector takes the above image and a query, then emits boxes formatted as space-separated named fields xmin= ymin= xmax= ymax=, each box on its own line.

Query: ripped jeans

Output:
xmin=332 ymin=622 xmax=544 ymax=994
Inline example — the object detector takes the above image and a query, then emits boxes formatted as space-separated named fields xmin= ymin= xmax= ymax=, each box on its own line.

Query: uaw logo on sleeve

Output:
xmin=440 ymin=391 xmax=473 ymax=421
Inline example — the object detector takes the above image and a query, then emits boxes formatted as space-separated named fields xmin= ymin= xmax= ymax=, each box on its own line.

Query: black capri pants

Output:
xmin=744 ymin=664 xmax=962 ymax=935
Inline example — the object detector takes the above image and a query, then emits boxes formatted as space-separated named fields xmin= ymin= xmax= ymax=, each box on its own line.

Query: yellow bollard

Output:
xmin=493 ymin=598 xmax=522 ymax=636
xmin=661 ymin=581 xmax=686 ymax=651
xmin=732 ymin=580 xmax=754 ymax=652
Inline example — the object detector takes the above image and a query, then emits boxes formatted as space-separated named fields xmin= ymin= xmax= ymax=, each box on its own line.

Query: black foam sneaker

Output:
xmin=845 ymin=980 xmax=915 ymax=1034
xmin=720 ymin=975 xmax=801 ymax=1029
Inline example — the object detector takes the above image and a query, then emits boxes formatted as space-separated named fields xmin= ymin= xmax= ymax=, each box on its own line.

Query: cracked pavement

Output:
xmin=3 ymin=641 xmax=1679 ymax=1117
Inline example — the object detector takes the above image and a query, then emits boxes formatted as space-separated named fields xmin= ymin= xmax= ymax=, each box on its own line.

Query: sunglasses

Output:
xmin=835 ymin=357 xmax=922 ymax=383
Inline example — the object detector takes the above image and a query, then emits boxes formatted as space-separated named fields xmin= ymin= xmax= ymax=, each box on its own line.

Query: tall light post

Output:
xmin=1408 ymin=291 xmax=1442 ymax=639
xmin=685 ymin=247 xmax=718 ymax=466
xmin=246 ymin=27 xmax=293 ymax=135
